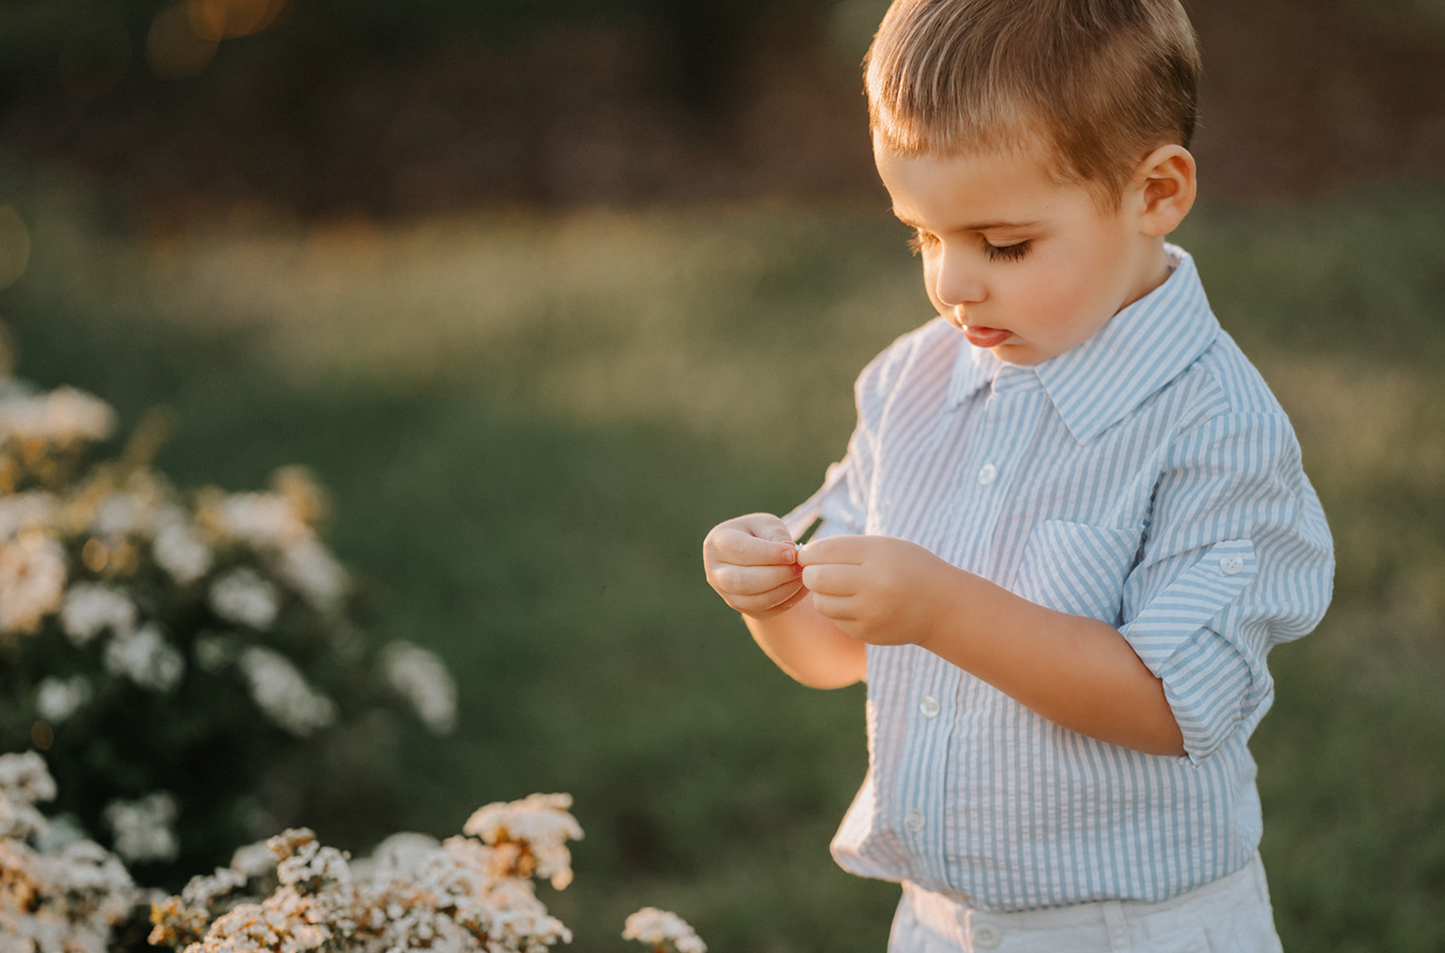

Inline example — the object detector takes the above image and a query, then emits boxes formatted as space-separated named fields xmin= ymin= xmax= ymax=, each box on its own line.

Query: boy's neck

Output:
xmin=1119 ymin=236 xmax=1173 ymax=314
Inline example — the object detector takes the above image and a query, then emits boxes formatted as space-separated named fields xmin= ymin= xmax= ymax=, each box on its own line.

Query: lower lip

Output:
xmin=963 ymin=325 xmax=1011 ymax=348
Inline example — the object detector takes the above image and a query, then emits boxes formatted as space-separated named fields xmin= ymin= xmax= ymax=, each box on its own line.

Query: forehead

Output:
xmin=875 ymin=144 xmax=1077 ymax=220
xmin=868 ymin=92 xmax=1127 ymax=191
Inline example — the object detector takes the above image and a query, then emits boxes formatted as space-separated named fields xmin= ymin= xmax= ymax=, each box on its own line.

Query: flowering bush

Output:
xmin=0 ymin=369 xmax=459 ymax=881
xmin=0 ymin=751 xmax=141 ymax=953
xmin=2 ymin=753 xmax=706 ymax=953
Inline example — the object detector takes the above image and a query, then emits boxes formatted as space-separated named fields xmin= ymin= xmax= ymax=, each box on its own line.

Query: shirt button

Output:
xmin=972 ymin=922 xmax=1002 ymax=950
xmin=904 ymin=809 xmax=926 ymax=832
xmin=919 ymin=696 xmax=940 ymax=719
xmin=977 ymin=463 xmax=998 ymax=486
xmin=1219 ymin=554 xmax=1244 ymax=576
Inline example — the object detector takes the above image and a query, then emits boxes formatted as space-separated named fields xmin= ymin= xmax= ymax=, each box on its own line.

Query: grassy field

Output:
xmin=3 ymin=159 xmax=1443 ymax=951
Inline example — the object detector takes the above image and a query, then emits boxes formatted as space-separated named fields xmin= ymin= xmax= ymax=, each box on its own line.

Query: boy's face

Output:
xmin=874 ymin=141 xmax=1169 ymax=365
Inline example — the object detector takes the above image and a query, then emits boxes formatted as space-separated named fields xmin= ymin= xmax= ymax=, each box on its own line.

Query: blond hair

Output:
xmin=865 ymin=0 xmax=1201 ymax=205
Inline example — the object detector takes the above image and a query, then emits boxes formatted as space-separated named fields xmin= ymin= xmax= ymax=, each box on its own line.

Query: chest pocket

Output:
xmin=1012 ymin=520 xmax=1141 ymax=625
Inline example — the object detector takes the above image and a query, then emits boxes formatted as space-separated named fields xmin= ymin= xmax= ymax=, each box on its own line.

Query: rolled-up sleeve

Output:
xmin=1120 ymin=412 xmax=1334 ymax=763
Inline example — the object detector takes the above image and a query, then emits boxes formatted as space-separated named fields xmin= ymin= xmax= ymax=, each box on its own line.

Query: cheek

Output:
xmin=1014 ymin=258 xmax=1114 ymax=325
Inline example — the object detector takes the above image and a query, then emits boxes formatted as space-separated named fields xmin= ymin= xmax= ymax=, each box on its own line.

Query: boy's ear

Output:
xmin=1132 ymin=145 xmax=1196 ymax=236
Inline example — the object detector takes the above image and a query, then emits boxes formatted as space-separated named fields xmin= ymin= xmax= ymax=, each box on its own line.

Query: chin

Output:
xmin=991 ymin=344 xmax=1046 ymax=366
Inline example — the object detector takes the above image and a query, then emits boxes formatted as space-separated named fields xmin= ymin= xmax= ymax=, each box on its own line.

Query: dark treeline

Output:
xmin=1 ymin=0 xmax=1443 ymax=220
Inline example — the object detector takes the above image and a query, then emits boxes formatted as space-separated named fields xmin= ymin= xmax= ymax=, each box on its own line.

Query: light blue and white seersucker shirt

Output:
xmin=783 ymin=245 xmax=1333 ymax=911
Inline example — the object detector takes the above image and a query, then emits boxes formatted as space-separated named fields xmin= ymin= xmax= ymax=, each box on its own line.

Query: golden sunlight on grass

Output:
xmin=1265 ymin=358 xmax=1445 ymax=493
xmin=23 ymin=200 xmax=920 ymax=453
xmin=1258 ymin=354 xmax=1445 ymax=655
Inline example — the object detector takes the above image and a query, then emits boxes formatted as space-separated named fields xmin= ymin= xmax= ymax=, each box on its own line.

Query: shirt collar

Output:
xmin=946 ymin=244 xmax=1220 ymax=443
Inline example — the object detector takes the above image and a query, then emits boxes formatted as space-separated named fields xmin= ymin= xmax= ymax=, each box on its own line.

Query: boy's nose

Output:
xmin=933 ymin=248 xmax=986 ymax=306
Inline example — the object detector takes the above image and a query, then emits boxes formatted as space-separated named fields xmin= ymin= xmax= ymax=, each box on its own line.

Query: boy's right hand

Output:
xmin=703 ymin=513 xmax=808 ymax=619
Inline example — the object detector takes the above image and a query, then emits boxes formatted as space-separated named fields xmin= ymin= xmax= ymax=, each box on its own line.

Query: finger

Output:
xmin=736 ymin=512 xmax=795 ymax=545
xmin=808 ymin=591 xmax=857 ymax=622
xmin=709 ymin=526 xmax=799 ymax=567
xmin=730 ymin=579 xmax=807 ymax=616
xmin=770 ymin=584 xmax=811 ymax=615
xmin=797 ymin=534 xmax=866 ymax=567
xmin=800 ymin=562 xmax=867 ymax=597
xmin=711 ymin=561 xmax=803 ymax=597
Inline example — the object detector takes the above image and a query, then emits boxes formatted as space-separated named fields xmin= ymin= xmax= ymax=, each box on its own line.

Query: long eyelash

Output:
xmin=907 ymin=229 xmax=937 ymax=256
xmin=907 ymin=230 xmax=1032 ymax=261
xmin=984 ymin=239 xmax=1031 ymax=262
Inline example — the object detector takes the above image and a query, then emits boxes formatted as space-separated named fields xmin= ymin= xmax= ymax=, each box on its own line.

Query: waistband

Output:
xmin=900 ymin=853 xmax=1271 ymax=952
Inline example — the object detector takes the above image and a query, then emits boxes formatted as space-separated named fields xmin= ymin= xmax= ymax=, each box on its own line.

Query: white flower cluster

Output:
xmin=381 ymin=640 xmax=459 ymax=735
xmin=150 ymin=794 xmax=593 ymax=953
xmin=462 ymin=794 xmax=584 ymax=891
xmin=59 ymin=582 xmax=138 ymax=645
xmin=622 ymin=907 xmax=709 ymax=953
xmin=103 ymin=791 xmax=181 ymax=864
xmin=1 ymin=528 xmax=189 ymax=701
xmin=56 ymin=581 xmax=190 ymax=694
xmin=238 ymin=646 xmax=338 ymax=737
xmin=209 ymin=566 xmax=281 ymax=630
xmin=0 ymin=753 xmax=139 ymax=953
xmin=152 ymin=504 xmax=213 ymax=585
xmin=0 ymin=491 xmax=55 ymax=538
xmin=203 ymin=469 xmax=348 ymax=612
xmin=0 ymin=382 xmax=116 ymax=637
xmin=35 ymin=674 xmax=93 ymax=723
xmin=0 ymin=385 xmax=117 ymax=447
xmin=0 ymin=750 xmax=55 ymax=839
xmin=104 ymin=622 xmax=186 ymax=693
xmin=0 ymin=529 xmax=67 ymax=635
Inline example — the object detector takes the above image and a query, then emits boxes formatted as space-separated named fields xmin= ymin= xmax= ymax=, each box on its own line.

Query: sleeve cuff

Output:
xmin=1121 ymin=539 xmax=1260 ymax=762
xmin=782 ymin=460 xmax=864 ymax=540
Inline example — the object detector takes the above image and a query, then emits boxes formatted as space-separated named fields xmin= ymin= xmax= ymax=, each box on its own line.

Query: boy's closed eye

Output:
xmin=981 ymin=238 xmax=1032 ymax=262
xmin=905 ymin=227 xmax=1033 ymax=263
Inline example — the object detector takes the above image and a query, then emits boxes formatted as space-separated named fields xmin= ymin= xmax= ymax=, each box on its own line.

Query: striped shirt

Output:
xmin=783 ymin=245 xmax=1333 ymax=910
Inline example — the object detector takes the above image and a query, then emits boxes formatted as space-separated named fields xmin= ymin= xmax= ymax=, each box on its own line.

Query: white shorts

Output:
xmin=888 ymin=853 xmax=1284 ymax=953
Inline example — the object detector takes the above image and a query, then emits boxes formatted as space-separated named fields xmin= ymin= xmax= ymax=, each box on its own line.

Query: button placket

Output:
xmin=959 ymin=371 xmax=1045 ymax=551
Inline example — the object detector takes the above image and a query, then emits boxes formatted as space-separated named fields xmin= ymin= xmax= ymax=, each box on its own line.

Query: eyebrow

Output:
xmin=892 ymin=210 xmax=1042 ymax=232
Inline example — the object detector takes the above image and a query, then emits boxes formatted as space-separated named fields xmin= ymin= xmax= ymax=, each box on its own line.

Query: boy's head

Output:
xmin=865 ymin=0 xmax=1201 ymax=207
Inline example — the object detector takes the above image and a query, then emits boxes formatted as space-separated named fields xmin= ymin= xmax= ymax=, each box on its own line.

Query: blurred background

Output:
xmin=0 ymin=0 xmax=1442 ymax=949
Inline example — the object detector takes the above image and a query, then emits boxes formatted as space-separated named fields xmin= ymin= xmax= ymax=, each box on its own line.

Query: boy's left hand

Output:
xmin=797 ymin=535 xmax=960 ymax=646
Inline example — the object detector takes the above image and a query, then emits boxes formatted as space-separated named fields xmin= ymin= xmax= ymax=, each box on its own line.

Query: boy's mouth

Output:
xmin=963 ymin=325 xmax=1011 ymax=348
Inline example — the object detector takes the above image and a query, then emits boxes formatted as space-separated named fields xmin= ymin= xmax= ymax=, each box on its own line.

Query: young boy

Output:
xmin=702 ymin=0 xmax=1334 ymax=949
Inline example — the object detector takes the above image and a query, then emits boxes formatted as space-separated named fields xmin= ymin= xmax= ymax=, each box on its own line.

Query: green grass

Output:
xmin=2 ymin=161 xmax=1443 ymax=951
